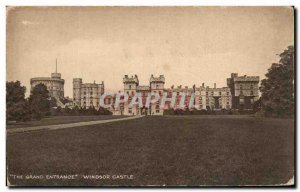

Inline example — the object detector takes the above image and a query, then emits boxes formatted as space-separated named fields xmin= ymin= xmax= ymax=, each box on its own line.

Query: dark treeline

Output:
xmin=163 ymin=107 xmax=259 ymax=116
xmin=50 ymin=106 xmax=112 ymax=116
xmin=6 ymin=82 xmax=112 ymax=122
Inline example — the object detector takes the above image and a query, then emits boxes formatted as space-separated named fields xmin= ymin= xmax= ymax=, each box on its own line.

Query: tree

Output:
xmin=260 ymin=45 xmax=294 ymax=117
xmin=71 ymin=105 xmax=80 ymax=116
xmin=28 ymin=83 xmax=50 ymax=120
xmin=6 ymin=81 xmax=31 ymax=121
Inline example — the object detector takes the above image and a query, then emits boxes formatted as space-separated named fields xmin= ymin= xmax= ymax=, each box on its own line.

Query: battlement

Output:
xmin=137 ymin=85 xmax=150 ymax=91
xmin=123 ymin=75 xmax=139 ymax=84
xmin=150 ymin=74 xmax=165 ymax=83
xmin=233 ymin=75 xmax=259 ymax=82
xmin=73 ymin=78 xmax=82 ymax=83
xmin=51 ymin=72 xmax=61 ymax=79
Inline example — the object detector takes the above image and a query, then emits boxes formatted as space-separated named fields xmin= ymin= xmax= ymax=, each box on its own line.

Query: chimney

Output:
xmin=214 ymin=83 xmax=216 ymax=88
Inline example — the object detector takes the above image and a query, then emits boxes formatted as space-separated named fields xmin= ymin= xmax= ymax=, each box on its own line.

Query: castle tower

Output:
xmin=123 ymin=75 xmax=139 ymax=97
xmin=227 ymin=73 xmax=259 ymax=109
xmin=73 ymin=78 xmax=82 ymax=106
xmin=51 ymin=59 xmax=62 ymax=79
xmin=150 ymin=74 xmax=165 ymax=92
xmin=149 ymin=75 xmax=165 ymax=115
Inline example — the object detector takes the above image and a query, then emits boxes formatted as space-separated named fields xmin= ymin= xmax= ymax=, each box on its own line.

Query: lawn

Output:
xmin=7 ymin=115 xmax=126 ymax=129
xmin=7 ymin=115 xmax=294 ymax=186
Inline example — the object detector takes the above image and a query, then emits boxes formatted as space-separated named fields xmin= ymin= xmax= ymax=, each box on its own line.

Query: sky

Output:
xmin=6 ymin=6 xmax=294 ymax=97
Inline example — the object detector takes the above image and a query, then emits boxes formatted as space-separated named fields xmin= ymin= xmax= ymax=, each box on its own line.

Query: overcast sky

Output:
xmin=6 ymin=6 xmax=294 ymax=97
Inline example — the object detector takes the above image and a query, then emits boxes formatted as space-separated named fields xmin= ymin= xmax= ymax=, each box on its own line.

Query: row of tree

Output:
xmin=7 ymin=82 xmax=112 ymax=122
xmin=51 ymin=106 xmax=112 ymax=116
xmin=7 ymin=82 xmax=50 ymax=122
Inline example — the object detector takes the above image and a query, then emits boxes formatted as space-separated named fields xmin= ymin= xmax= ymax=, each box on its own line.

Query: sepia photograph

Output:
xmin=6 ymin=6 xmax=295 ymax=187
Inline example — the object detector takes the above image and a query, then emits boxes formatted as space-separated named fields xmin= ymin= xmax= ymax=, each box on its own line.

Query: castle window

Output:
xmin=132 ymin=91 xmax=134 ymax=96
xmin=129 ymin=85 xmax=131 ymax=89
xmin=84 ymin=92 xmax=86 ymax=95
xmin=240 ymin=85 xmax=243 ymax=90
xmin=250 ymin=85 xmax=254 ymax=89
xmin=227 ymin=92 xmax=229 ymax=96
xmin=219 ymin=92 xmax=222 ymax=96
xmin=128 ymin=108 xmax=132 ymax=113
xmin=156 ymin=85 xmax=159 ymax=89
xmin=250 ymin=91 xmax=254 ymax=95
xmin=90 ymin=92 xmax=93 ymax=95
xmin=211 ymin=91 xmax=214 ymax=95
xmin=206 ymin=92 xmax=208 ymax=95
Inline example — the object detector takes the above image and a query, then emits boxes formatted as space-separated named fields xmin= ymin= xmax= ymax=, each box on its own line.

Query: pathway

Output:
xmin=7 ymin=115 xmax=143 ymax=135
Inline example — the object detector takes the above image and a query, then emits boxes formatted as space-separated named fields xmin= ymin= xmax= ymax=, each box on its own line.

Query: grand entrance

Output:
xmin=140 ymin=106 xmax=148 ymax=115
xmin=213 ymin=96 xmax=221 ymax=109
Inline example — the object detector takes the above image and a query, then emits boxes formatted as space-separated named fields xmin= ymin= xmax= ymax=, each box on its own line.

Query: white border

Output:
xmin=1 ymin=1 xmax=298 ymax=192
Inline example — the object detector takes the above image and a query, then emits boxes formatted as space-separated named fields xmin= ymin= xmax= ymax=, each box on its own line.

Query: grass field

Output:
xmin=7 ymin=115 xmax=294 ymax=186
xmin=7 ymin=115 xmax=126 ymax=129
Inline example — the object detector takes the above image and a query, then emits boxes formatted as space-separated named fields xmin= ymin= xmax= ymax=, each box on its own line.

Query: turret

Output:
xmin=150 ymin=75 xmax=165 ymax=90
xmin=73 ymin=78 xmax=82 ymax=106
xmin=123 ymin=75 xmax=139 ymax=94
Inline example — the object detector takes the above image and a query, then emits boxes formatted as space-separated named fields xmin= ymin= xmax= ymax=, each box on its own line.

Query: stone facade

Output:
xmin=108 ymin=74 xmax=235 ymax=115
xmin=73 ymin=78 xmax=104 ymax=109
xmin=71 ymin=72 xmax=259 ymax=114
xmin=120 ymin=74 xmax=165 ymax=116
xmin=30 ymin=70 xmax=64 ymax=99
xmin=195 ymin=84 xmax=232 ymax=110
xmin=227 ymin=73 xmax=260 ymax=109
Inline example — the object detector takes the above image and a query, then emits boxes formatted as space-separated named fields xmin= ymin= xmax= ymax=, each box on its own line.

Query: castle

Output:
xmin=107 ymin=75 xmax=233 ymax=115
xmin=31 ymin=65 xmax=260 ymax=114
xmin=73 ymin=78 xmax=105 ymax=109
xmin=30 ymin=63 xmax=64 ymax=99
xmin=97 ymin=73 xmax=259 ymax=115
